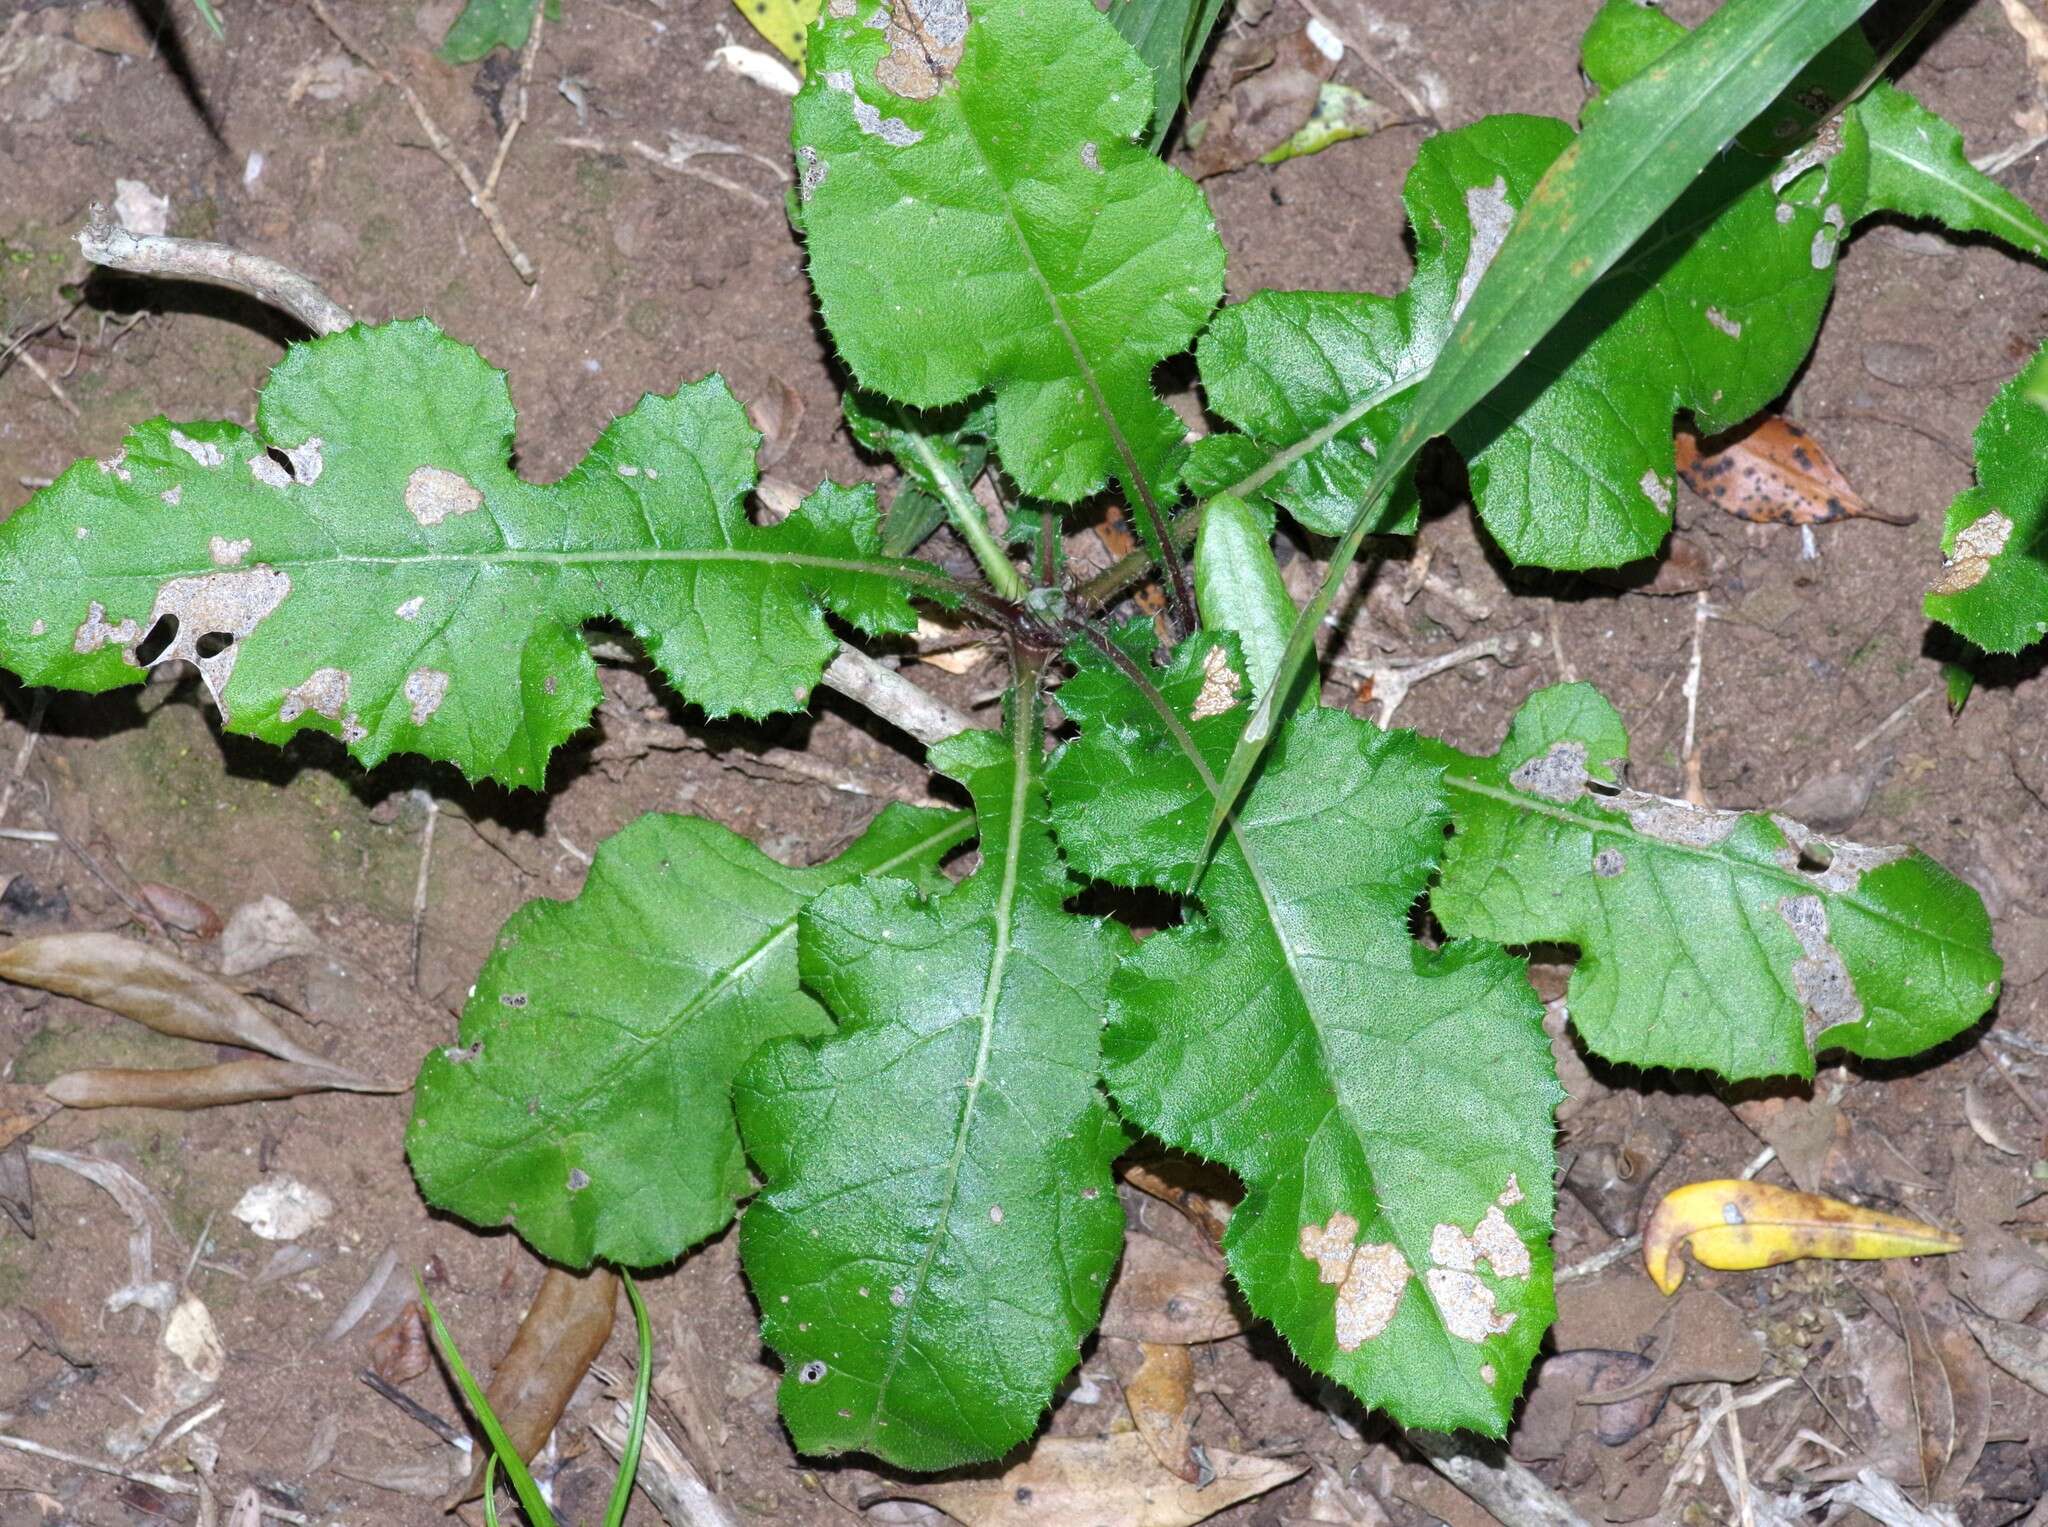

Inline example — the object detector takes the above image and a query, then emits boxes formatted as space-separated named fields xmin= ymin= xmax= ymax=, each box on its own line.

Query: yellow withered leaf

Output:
xmin=1643 ymin=1179 xmax=1961 ymax=1294
xmin=732 ymin=0 xmax=823 ymax=67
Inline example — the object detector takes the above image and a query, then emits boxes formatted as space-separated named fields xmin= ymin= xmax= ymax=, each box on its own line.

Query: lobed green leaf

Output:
xmin=0 ymin=320 xmax=946 ymax=787
xmin=735 ymin=688 xmax=1125 ymax=1469
xmin=1925 ymin=343 xmax=2048 ymax=655
xmin=407 ymin=804 xmax=970 ymax=1269
xmin=1431 ymin=684 xmax=2001 ymax=1082
xmin=1048 ymin=631 xmax=1557 ymax=1435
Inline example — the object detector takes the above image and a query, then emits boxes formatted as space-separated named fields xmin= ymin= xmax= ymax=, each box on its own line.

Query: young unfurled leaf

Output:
xmin=1047 ymin=630 xmax=1557 ymax=1435
xmin=407 ymin=804 xmax=970 ymax=1270
xmin=843 ymin=392 xmax=1022 ymax=596
xmin=1642 ymin=1179 xmax=1961 ymax=1293
xmin=1926 ymin=343 xmax=2048 ymax=655
xmin=0 ymin=321 xmax=945 ymax=787
xmin=1676 ymin=416 xmax=1911 ymax=526
xmin=790 ymin=0 xmax=1225 ymax=585
xmin=1196 ymin=1 xmax=2048 ymax=573
xmin=1431 ymin=684 xmax=2000 ymax=1081
xmin=735 ymin=692 xmax=1125 ymax=1469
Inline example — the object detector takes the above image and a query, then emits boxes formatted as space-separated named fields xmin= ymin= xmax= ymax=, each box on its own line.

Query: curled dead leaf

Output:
xmin=1120 ymin=1154 xmax=1239 ymax=1251
xmin=746 ymin=377 xmax=806 ymax=469
xmin=1884 ymin=1265 xmax=1990 ymax=1503
xmin=368 ymin=1302 xmax=432 ymax=1385
xmin=136 ymin=882 xmax=224 ymax=939
xmin=1124 ymin=1341 xmax=1201 ymax=1483
xmin=0 ymin=931 xmax=329 ymax=1067
xmin=1676 ymin=416 xmax=1914 ymax=526
xmin=447 ymin=1266 xmax=619 ymax=1505
xmin=1192 ymin=29 xmax=1339 ymax=179
xmin=1643 ymin=1179 xmax=1961 ymax=1293
xmin=45 ymin=1057 xmax=400 ymax=1110
xmin=867 ymin=1431 xmax=1305 ymax=1527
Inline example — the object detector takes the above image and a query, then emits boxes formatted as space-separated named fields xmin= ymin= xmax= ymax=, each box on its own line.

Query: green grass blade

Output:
xmin=602 ymin=1273 xmax=654 ymax=1527
xmin=1202 ymin=0 xmax=1883 ymax=856
xmin=418 ymin=1279 xmax=556 ymax=1527
xmin=483 ymin=1456 xmax=502 ymax=1527
xmin=190 ymin=0 xmax=225 ymax=39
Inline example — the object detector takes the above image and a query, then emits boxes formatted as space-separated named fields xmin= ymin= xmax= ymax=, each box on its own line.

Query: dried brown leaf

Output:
xmin=1120 ymin=1155 xmax=1238 ymax=1251
xmin=1675 ymin=416 xmax=1914 ymax=526
xmin=1100 ymin=1232 xmax=1246 ymax=1344
xmin=871 ymin=1431 xmax=1305 ymax=1527
xmin=447 ymin=1265 xmax=619 ymax=1505
xmin=1885 ymin=1264 xmax=1990 ymax=1502
xmin=368 ymin=1302 xmax=432 ymax=1385
xmin=45 ymin=1057 xmax=398 ymax=1109
xmin=1960 ymin=1305 xmax=2048 ymax=1396
xmin=136 ymin=883 xmax=223 ymax=939
xmin=746 ymin=377 xmax=806 ymax=469
xmin=1192 ymin=29 xmax=1337 ymax=178
xmin=0 ymin=1082 xmax=58 ymax=1154
xmin=1125 ymin=1342 xmax=1200 ymax=1483
xmin=0 ymin=931 xmax=327 ymax=1066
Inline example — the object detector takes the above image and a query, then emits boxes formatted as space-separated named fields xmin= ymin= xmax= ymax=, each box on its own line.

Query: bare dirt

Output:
xmin=3 ymin=0 xmax=2048 ymax=1523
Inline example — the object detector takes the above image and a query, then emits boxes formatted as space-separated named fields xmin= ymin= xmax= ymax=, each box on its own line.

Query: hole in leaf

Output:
xmin=1796 ymin=841 xmax=1833 ymax=874
xmin=264 ymin=445 xmax=296 ymax=480
xmin=194 ymin=631 xmax=235 ymax=660
xmin=1066 ymin=881 xmax=1184 ymax=938
xmin=134 ymin=614 xmax=178 ymax=665
xmin=798 ymin=1360 xmax=827 ymax=1384
xmin=1585 ymin=777 xmax=1621 ymax=798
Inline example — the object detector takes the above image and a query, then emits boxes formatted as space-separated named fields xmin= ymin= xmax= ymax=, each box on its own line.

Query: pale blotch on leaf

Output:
xmin=161 ymin=485 xmax=182 ymax=506
xmin=74 ymin=602 xmax=142 ymax=657
xmin=168 ymin=428 xmax=225 ymax=468
xmin=1429 ymin=1205 xmax=1530 ymax=1279
xmin=99 ymin=449 xmax=132 ymax=483
xmin=1507 ymin=739 xmax=1588 ymax=804
xmin=396 ymin=596 xmax=425 ymax=622
xmin=404 ymin=668 xmax=451 ymax=726
xmin=874 ymin=0 xmax=965 ymax=101
xmin=1080 ymin=141 xmax=1101 ymax=173
xmin=1299 ymin=1212 xmax=1413 ymax=1351
xmin=567 ymin=1167 xmax=591 ymax=1192
xmin=209 ymin=535 xmax=251 ymax=568
xmin=1705 ymin=306 xmax=1743 ymax=340
xmin=1931 ymin=510 xmax=2014 ymax=596
xmin=1592 ymin=847 xmax=1626 ymax=878
xmin=249 ymin=454 xmax=292 ymax=490
xmin=1768 ymin=816 xmax=1906 ymax=896
xmin=797 ymin=145 xmax=829 ymax=203
xmin=1778 ymin=893 xmax=1862 ymax=1044
xmin=279 ymin=666 xmax=350 ymax=723
xmin=1639 ymin=469 xmax=1671 ymax=517
xmin=1452 ymin=177 xmax=1514 ymax=324
xmin=1190 ymin=644 xmax=1240 ymax=720
xmin=1424 ymin=1268 xmax=1517 ymax=1342
xmin=144 ymin=567 xmax=292 ymax=719
xmin=1621 ymin=796 xmax=1740 ymax=849
xmin=403 ymin=466 xmax=485 ymax=527
xmin=824 ymin=69 xmax=924 ymax=146
xmin=283 ymin=439 xmax=324 ymax=485
xmin=1498 ymin=1174 xmax=1523 ymax=1207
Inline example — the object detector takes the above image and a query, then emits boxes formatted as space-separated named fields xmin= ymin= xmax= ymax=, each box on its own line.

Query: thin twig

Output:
xmin=1852 ymin=681 xmax=1936 ymax=753
xmin=303 ymin=0 xmax=538 ymax=282
xmin=820 ymin=645 xmax=977 ymax=746
xmin=561 ymin=133 xmax=787 ymax=210
xmin=1554 ymin=1233 xmax=1642 ymax=1283
xmin=78 ymin=214 xmax=353 ymax=337
xmin=5 ymin=342 xmax=81 ymax=417
xmin=1681 ymin=591 xmax=1712 ymax=806
xmin=410 ymin=792 xmax=440 ymax=996
xmin=0 ymin=689 xmax=49 ymax=829
xmin=483 ymin=9 xmax=548 ymax=199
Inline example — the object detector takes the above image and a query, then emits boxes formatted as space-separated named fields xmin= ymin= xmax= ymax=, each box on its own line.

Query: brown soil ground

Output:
xmin=4 ymin=0 xmax=2048 ymax=1522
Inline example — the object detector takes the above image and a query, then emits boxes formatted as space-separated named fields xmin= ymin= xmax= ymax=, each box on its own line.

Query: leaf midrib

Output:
xmin=862 ymin=690 xmax=1034 ymax=1449
xmin=1440 ymin=771 xmax=1990 ymax=959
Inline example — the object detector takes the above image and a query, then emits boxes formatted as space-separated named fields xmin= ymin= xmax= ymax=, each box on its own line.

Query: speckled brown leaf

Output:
xmin=870 ymin=1431 xmax=1305 ymax=1526
xmin=1676 ymin=416 xmax=1913 ymax=526
xmin=1099 ymin=1231 xmax=1246 ymax=1344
